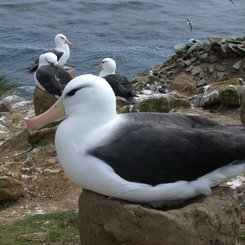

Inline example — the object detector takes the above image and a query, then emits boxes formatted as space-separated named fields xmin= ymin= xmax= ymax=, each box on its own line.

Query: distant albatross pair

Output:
xmin=26 ymin=33 xmax=72 ymax=73
xmin=95 ymin=58 xmax=137 ymax=104
xmin=34 ymin=52 xmax=72 ymax=96
xmin=26 ymin=74 xmax=245 ymax=208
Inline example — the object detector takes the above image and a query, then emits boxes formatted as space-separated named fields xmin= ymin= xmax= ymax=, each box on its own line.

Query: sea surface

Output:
xmin=0 ymin=0 xmax=244 ymax=96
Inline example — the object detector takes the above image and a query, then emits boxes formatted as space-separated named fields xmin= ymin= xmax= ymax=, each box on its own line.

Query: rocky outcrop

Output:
xmin=79 ymin=188 xmax=240 ymax=245
xmin=133 ymin=36 xmax=245 ymax=111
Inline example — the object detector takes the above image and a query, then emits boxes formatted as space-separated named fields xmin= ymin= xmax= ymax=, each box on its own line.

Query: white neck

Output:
xmin=99 ymin=69 xmax=116 ymax=77
xmin=55 ymin=44 xmax=70 ymax=66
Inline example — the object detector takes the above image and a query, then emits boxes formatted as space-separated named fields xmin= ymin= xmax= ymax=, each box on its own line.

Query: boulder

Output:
xmin=78 ymin=187 xmax=240 ymax=245
xmin=118 ymin=94 xmax=191 ymax=113
xmin=191 ymin=90 xmax=220 ymax=108
xmin=219 ymin=86 xmax=240 ymax=107
xmin=33 ymin=87 xmax=58 ymax=116
xmin=240 ymin=88 xmax=245 ymax=124
xmin=0 ymin=166 xmax=24 ymax=201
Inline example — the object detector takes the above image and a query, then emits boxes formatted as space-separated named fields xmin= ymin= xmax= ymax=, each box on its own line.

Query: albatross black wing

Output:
xmin=104 ymin=74 xmax=137 ymax=102
xmin=88 ymin=113 xmax=245 ymax=186
xmin=36 ymin=64 xmax=72 ymax=96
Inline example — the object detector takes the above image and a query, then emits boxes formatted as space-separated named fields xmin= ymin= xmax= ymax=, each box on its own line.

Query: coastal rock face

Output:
xmin=78 ymin=188 xmax=240 ymax=245
xmin=133 ymin=36 xmax=245 ymax=111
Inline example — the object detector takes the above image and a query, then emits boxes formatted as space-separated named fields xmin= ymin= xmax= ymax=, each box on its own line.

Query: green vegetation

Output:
xmin=0 ymin=210 xmax=80 ymax=245
xmin=0 ymin=74 xmax=18 ymax=98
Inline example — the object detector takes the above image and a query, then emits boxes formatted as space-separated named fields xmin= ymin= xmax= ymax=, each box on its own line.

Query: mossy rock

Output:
xmin=119 ymin=95 xmax=191 ymax=113
xmin=219 ymin=86 xmax=241 ymax=106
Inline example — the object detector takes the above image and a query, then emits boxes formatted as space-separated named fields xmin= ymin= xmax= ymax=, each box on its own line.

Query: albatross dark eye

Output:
xmin=65 ymin=85 xmax=91 ymax=97
xmin=66 ymin=88 xmax=78 ymax=96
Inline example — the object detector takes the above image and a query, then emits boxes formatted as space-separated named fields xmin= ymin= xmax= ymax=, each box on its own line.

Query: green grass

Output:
xmin=0 ymin=210 xmax=80 ymax=244
xmin=0 ymin=74 xmax=18 ymax=98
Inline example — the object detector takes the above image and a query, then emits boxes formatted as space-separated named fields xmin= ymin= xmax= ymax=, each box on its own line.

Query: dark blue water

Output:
xmin=0 ymin=0 xmax=244 ymax=96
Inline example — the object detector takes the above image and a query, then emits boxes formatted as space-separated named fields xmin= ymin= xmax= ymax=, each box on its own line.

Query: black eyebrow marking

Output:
xmin=65 ymin=85 xmax=91 ymax=97
xmin=45 ymin=58 xmax=54 ymax=64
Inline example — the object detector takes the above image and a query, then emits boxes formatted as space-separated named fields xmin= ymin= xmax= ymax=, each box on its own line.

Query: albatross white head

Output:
xmin=38 ymin=52 xmax=58 ymax=67
xmin=55 ymin=33 xmax=72 ymax=47
xmin=26 ymin=74 xmax=117 ymax=133
xmin=95 ymin=58 xmax=117 ymax=77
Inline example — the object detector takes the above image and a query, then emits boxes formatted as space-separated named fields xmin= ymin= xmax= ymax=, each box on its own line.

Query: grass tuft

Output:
xmin=0 ymin=74 xmax=18 ymax=98
xmin=0 ymin=210 xmax=80 ymax=244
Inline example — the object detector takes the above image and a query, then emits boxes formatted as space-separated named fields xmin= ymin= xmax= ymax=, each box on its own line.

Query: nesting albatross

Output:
xmin=26 ymin=74 xmax=245 ymax=208
xmin=34 ymin=52 xmax=72 ymax=96
xmin=95 ymin=58 xmax=137 ymax=104
xmin=26 ymin=33 xmax=72 ymax=73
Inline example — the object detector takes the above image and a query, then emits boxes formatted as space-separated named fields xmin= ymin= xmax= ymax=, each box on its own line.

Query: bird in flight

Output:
xmin=186 ymin=18 xmax=192 ymax=32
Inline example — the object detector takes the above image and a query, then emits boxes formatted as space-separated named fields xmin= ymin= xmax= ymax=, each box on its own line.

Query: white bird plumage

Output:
xmin=26 ymin=74 xmax=245 ymax=207
xmin=26 ymin=33 xmax=72 ymax=73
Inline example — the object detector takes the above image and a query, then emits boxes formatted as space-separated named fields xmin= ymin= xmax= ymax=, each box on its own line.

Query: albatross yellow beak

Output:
xmin=65 ymin=39 xmax=73 ymax=47
xmin=26 ymin=97 xmax=65 ymax=133
xmin=94 ymin=63 xmax=102 ymax=69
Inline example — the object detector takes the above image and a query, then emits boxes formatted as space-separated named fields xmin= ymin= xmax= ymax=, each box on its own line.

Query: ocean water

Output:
xmin=0 ymin=0 xmax=244 ymax=96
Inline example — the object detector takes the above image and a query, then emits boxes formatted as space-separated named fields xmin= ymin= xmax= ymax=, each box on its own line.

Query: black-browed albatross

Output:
xmin=26 ymin=33 xmax=72 ymax=73
xmin=35 ymin=52 xmax=72 ymax=96
xmin=95 ymin=57 xmax=137 ymax=104
xmin=26 ymin=74 xmax=245 ymax=208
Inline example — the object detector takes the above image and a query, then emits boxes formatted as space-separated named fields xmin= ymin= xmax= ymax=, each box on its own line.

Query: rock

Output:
xmin=119 ymin=94 xmax=190 ymax=113
xmin=0 ymin=166 xmax=24 ymax=201
xmin=191 ymin=90 xmax=220 ymax=108
xmin=78 ymin=187 xmax=240 ymax=245
xmin=33 ymin=86 xmax=58 ymax=116
xmin=240 ymin=88 xmax=245 ymax=124
xmin=214 ymin=63 xmax=227 ymax=72
xmin=120 ymin=95 xmax=170 ymax=113
xmin=191 ymin=66 xmax=202 ymax=76
xmin=233 ymin=60 xmax=242 ymax=70
xmin=196 ymin=79 xmax=207 ymax=87
xmin=219 ymin=86 xmax=240 ymax=107
xmin=0 ymin=101 xmax=9 ymax=112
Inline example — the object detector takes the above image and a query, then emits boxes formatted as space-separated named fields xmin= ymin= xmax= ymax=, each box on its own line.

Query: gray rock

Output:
xmin=191 ymin=66 xmax=202 ymax=76
xmin=232 ymin=60 xmax=242 ymax=70
xmin=185 ymin=64 xmax=193 ymax=72
xmin=191 ymin=90 xmax=220 ymax=107
xmin=214 ymin=63 xmax=227 ymax=72
xmin=78 ymin=187 xmax=240 ymax=245
xmin=196 ymin=79 xmax=207 ymax=87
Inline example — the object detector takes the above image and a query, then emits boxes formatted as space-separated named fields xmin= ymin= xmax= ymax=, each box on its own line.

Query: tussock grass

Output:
xmin=0 ymin=74 xmax=18 ymax=98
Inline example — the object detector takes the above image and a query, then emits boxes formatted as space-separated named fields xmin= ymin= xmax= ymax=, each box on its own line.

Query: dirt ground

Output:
xmin=0 ymin=126 xmax=81 ymax=225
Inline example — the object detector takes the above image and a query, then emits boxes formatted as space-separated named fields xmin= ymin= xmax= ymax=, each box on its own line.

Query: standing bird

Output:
xmin=35 ymin=52 xmax=72 ymax=96
xmin=95 ymin=58 xmax=137 ymax=104
xmin=26 ymin=33 xmax=72 ymax=73
xmin=26 ymin=74 xmax=245 ymax=208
